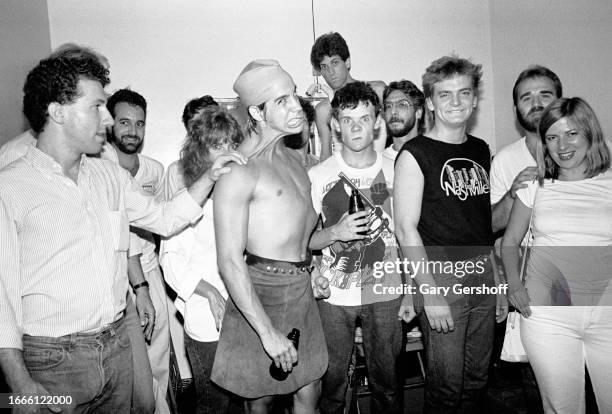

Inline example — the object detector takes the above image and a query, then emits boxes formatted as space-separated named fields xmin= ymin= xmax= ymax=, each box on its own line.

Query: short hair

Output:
xmin=383 ymin=80 xmax=426 ymax=133
xmin=284 ymin=96 xmax=315 ymax=149
xmin=23 ymin=55 xmax=110 ymax=133
xmin=182 ymin=95 xmax=219 ymax=129
xmin=331 ymin=81 xmax=380 ymax=119
xmin=179 ymin=106 xmax=244 ymax=188
xmin=49 ymin=43 xmax=109 ymax=69
xmin=107 ymin=88 xmax=147 ymax=118
xmin=422 ymin=55 xmax=482 ymax=99
xmin=537 ymin=97 xmax=610 ymax=182
xmin=310 ymin=32 xmax=350 ymax=71
xmin=512 ymin=65 xmax=562 ymax=106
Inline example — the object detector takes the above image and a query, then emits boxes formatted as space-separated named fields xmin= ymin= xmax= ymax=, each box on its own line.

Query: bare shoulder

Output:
xmin=315 ymin=99 xmax=331 ymax=116
xmin=215 ymin=161 xmax=258 ymax=197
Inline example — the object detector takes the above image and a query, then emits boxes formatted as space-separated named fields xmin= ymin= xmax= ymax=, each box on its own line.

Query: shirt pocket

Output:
xmin=107 ymin=210 xmax=130 ymax=252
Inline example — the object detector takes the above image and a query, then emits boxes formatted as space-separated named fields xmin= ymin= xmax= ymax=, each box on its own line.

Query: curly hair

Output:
xmin=331 ymin=81 xmax=380 ymax=119
xmin=512 ymin=65 xmax=562 ymax=106
xmin=310 ymin=32 xmax=350 ymax=70
xmin=383 ymin=80 xmax=426 ymax=133
xmin=23 ymin=55 xmax=109 ymax=133
xmin=179 ymin=106 xmax=244 ymax=188
xmin=422 ymin=55 xmax=482 ymax=99
xmin=181 ymin=95 xmax=219 ymax=129
xmin=537 ymin=97 xmax=610 ymax=182
xmin=107 ymin=88 xmax=147 ymax=118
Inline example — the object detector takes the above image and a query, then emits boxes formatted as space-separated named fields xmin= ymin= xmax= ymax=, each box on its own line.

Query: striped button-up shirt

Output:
xmin=0 ymin=147 xmax=202 ymax=349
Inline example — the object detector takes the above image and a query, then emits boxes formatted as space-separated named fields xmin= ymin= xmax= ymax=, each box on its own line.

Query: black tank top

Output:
xmin=399 ymin=135 xmax=493 ymax=260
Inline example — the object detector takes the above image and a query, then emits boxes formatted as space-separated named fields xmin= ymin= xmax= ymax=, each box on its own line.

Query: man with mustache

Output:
xmin=105 ymin=88 xmax=172 ymax=413
xmin=491 ymin=66 xmax=562 ymax=233
xmin=382 ymin=80 xmax=425 ymax=163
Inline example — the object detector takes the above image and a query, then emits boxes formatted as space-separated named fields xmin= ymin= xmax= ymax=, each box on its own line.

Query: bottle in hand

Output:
xmin=269 ymin=329 xmax=300 ymax=381
xmin=348 ymin=189 xmax=368 ymax=235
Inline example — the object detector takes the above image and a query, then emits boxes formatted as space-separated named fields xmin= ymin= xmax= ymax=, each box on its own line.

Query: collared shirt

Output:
xmin=0 ymin=130 xmax=36 ymax=169
xmin=0 ymin=146 xmax=202 ymax=349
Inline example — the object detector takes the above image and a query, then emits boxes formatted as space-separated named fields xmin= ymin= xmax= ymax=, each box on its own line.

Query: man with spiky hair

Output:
xmin=310 ymin=32 xmax=387 ymax=161
xmin=394 ymin=55 xmax=504 ymax=413
xmin=0 ymin=54 xmax=244 ymax=412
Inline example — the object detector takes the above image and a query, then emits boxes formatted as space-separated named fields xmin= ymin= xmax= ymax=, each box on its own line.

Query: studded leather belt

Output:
xmin=244 ymin=250 xmax=313 ymax=275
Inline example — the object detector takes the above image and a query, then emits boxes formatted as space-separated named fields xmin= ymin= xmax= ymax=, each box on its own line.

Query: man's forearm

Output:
xmin=492 ymin=193 xmax=513 ymax=233
xmin=186 ymin=174 xmax=215 ymax=206
xmin=309 ymin=226 xmax=337 ymax=250
xmin=219 ymin=258 xmax=274 ymax=339
xmin=0 ymin=348 xmax=33 ymax=392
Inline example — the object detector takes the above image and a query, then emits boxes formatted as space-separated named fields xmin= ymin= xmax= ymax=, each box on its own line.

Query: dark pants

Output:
xmin=319 ymin=297 xmax=403 ymax=414
xmin=22 ymin=316 xmax=133 ymax=414
xmin=184 ymin=335 xmax=231 ymax=414
xmin=418 ymin=285 xmax=496 ymax=414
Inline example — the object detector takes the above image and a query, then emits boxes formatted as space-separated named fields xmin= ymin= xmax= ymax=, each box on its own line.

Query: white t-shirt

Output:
xmin=382 ymin=145 xmax=399 ymax=164
xmin=309 ymin=151 xmax=402 ymax=306
xmin=517 ymin=169 xmax=612 ymax=247
xmin=490 ymin=137 xmax=535 ymax=204
xmin=160 ymin=201 xmax=227 ymax=342
xmin=516 ymin=169 xmax=612 ymax=305
xmin=102 ymin=146 xmax=164 ymax=272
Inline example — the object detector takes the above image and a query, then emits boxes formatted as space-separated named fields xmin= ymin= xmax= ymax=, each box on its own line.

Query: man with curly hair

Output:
xmin=309 ymin=32 xmax=387 ymax=161
xmin=308 ymin=81 xmax=412 ymax=414
xmin=0 ymin=54 xmax=245 ymax=413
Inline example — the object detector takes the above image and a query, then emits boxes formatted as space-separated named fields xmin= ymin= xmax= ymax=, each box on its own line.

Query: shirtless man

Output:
xmin=211 ymin=60 xmax=328 ymax=414
xmin=309 ymin=32 xmax=386 ymax=160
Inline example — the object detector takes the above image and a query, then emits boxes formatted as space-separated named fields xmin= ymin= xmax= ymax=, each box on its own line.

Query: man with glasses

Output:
xmin=382 ymin=80 xmax=426 ymax=163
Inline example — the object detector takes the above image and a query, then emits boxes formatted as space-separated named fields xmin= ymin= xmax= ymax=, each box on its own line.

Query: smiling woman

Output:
xmin=501 ymin=97 xmax=612 ymax=413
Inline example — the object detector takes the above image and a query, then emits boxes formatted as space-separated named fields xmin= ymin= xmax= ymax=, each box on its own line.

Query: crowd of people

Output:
xmin=0 ymin=31 xmax=610 ymax=414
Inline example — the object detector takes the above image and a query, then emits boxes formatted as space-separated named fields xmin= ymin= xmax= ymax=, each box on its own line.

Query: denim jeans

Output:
xmin=318 ymin=297 xmax=403 ymax=414
xmin=22 ymin=316 xmax=133 ymax=413
xmin=184 ymin=335 xmax=232 ymax=414
xmin=521 ymin=306 xmax=612 ymax=414
xmin=417 ymin=270 xmax=496 ymax=414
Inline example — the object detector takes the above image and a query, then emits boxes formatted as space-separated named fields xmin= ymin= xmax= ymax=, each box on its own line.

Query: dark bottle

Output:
xmin=269 ymin=329 xmax=300 ymax=381
xmin=348 ymin=189 xmax=368 ymax=235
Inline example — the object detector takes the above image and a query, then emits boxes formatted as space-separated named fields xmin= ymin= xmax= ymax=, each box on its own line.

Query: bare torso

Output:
xmin=243 ymin=139 xmax=317 ymax=262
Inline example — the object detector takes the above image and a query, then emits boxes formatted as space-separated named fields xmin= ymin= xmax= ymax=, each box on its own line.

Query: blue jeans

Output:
xmin=22 ymin=316 xmax=133 ymax=413
xmin=318 ymin=298 xmax=403 ymax=414
xmin=417 ymin=271 xmax=496 ymax=414
xmin=184 ymin=335 xmax=232 ymax=414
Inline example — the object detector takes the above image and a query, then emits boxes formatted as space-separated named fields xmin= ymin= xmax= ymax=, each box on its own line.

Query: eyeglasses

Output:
xmin=384 ymin=100 xmax=416 ymax=111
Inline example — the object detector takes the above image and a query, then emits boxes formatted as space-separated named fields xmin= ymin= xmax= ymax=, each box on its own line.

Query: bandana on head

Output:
xmin=233 ymin=59 xmax=294 ymax=107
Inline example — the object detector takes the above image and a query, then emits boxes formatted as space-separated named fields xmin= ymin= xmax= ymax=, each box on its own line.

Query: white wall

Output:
xmin=0 ymin=0 xmax=51 ymax=145
xmin=490 ymin=0 xmax=612 ymax=150
xmin=47 ymin=0 xmax=495 ymax=167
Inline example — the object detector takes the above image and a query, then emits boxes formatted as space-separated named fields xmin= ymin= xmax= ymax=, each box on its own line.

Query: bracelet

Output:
xmin=132 ymin=281 xmax=149 ymax=290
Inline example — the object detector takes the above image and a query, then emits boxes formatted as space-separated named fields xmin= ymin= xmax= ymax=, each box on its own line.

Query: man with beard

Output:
xmin=382 ymin=80 xmax=425 ymax=163
xmin=105 ymin=88 xmax=172 ymax=413
xmin=491 ymin=66 xmax=562 ymax=233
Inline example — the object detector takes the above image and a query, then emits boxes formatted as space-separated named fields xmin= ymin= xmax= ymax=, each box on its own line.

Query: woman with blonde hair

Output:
xmin=502 ymin=97 xmax=612 ymax=413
